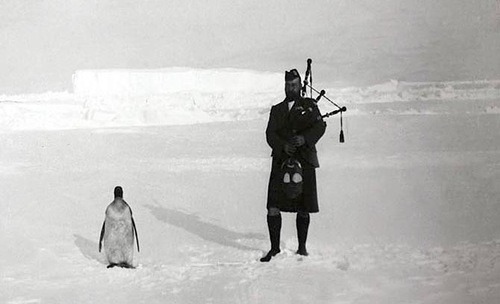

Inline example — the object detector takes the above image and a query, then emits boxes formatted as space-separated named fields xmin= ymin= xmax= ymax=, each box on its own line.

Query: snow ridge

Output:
xmin=0 ymin=68 xmax=499 ymax=131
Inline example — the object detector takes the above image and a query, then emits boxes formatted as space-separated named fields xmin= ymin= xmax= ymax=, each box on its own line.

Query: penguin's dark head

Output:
xmin=114 ymin=186 xmax=123 ymax=198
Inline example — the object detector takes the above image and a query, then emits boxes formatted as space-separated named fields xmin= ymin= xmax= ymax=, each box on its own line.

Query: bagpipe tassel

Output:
xmin=339 ymin=112 xmax=345 ymax=143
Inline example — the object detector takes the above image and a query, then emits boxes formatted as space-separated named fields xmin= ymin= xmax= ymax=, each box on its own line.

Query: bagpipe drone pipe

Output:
xmin=299 ymin=58 xmax=347 ymax=143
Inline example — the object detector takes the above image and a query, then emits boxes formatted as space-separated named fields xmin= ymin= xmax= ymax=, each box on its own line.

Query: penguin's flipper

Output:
xmin=99 ymin=220 xmax=105 ymax=252
xmin=132 ymin=217 xmax=140 ymax=252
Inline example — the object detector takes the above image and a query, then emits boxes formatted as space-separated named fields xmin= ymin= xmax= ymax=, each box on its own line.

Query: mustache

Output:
xmin=285 ymin=90 xmax=301 ymax=97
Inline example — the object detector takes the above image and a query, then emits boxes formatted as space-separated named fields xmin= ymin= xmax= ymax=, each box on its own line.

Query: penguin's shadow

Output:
xmin=145 ymin=204 xmax=266 ymax=252
xmin=74 ymin=234 xmax=107 ymax=265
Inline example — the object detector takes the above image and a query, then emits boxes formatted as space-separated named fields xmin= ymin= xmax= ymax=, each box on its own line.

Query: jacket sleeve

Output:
xmin=266 ymin=105 xmax=288 ymax=151
xmin=300 ymin=103 xmax=326 ymax=146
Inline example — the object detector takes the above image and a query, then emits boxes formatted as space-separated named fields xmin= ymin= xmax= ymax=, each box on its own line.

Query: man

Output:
xmin=261 ymin=69 xmax=326 ymax=262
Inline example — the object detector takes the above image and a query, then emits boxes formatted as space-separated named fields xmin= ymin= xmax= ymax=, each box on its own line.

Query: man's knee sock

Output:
xmin=269 ymin=214 xmax=281 ymax=251
xmin=296 ymin=213 xmax=310 ymax=256
xmin=260 ymin=214 xmax=282 ymax=262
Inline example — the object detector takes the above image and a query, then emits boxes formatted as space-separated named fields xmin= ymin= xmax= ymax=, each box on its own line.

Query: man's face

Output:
xmin=285 ymin=78 xmax=302 ymax=99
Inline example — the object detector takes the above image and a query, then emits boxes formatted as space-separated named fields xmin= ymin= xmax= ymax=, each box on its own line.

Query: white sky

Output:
xmin=1 ymin=0 xmax=499 ymax=93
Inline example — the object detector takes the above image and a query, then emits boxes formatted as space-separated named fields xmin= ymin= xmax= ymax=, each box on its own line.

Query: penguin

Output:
xmin=99 ymin=186 xmax=140 ymax=269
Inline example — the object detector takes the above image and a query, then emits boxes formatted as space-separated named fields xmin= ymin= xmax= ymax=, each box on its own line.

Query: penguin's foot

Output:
xmin=260 ymin=249 xmax=280 ymax=262
xmin=107 ymin=262 xmax=135 ymax=269
xmin=118 ymin=262 xmax=135 ymax=269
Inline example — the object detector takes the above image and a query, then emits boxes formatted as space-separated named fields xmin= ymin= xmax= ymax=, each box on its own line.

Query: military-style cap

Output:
xmin=285 ymin=69 xmax=301 ymax=81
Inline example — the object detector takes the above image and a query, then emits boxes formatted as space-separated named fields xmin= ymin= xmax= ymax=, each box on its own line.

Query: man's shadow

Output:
xmin=145 ymin=204 xmax=266 ymax=252
xmin=73 ymin=234 xmax=107 ymax=265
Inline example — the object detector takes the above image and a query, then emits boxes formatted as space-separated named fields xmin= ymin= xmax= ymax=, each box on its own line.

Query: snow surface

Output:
xmin=1 ymin=68 xmax=500 ymax=303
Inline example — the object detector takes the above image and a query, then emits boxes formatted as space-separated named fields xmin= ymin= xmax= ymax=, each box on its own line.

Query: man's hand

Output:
xmin=284 ymin=143 xmax=297 ymax=156
xmin=291 ymin=135 xmax=305 ymax=147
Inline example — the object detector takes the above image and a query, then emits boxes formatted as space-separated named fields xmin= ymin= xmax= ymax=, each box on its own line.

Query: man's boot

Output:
xmin=260 ymin=214 xmax=282 ymax=262
xmin=296 ymin=213 xmax=310 ymax=256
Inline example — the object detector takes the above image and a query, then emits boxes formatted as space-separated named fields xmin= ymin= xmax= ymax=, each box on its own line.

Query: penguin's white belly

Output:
xmin=104 ymin=217 xmax=134 ymax=264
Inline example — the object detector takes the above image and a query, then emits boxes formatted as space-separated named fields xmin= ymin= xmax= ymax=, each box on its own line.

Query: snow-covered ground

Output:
xmin=1 ymin=68 xmax=500 ymax=303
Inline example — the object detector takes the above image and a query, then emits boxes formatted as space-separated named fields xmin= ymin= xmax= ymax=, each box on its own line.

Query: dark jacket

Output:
xmin=266 ymin=97 xmax=326 ymax=168
xmin=265 ymin=96 xmax=326 ymax=213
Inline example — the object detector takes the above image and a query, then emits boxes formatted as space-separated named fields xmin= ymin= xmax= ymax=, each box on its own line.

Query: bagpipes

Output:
xmin=281 ymin=59 xmax=348 ymax=200
xmin=300 ymin=58 xmax=347 ymax=143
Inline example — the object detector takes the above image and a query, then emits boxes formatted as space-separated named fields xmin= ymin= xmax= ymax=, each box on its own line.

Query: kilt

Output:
xmin=266 ymin=158 xmax=319 ymax=213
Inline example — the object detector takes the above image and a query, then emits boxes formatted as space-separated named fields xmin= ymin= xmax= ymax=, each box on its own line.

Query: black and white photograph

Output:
xmin=1 ymin=0 xmax=500 ymax=303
